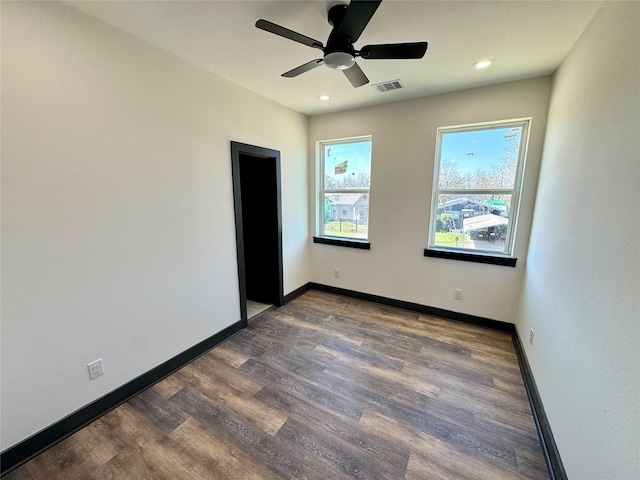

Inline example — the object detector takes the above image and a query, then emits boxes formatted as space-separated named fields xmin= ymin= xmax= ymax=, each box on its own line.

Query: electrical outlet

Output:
xmin=529 ymin=328 xmax=535 ymax=346
xmin=454 ymin=288 xmax=463 ymax=300
xmin=334 ymin=268 xmax=340 ymax=278
xmin=87 ymin=358 xmax=105 ymax=380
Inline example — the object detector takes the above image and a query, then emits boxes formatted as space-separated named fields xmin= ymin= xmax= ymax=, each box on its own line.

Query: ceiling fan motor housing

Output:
xmin=325 ymin=4 xmax=357 ymax=69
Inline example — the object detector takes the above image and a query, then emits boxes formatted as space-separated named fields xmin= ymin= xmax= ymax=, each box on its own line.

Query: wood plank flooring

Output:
xmin=4 ymin=291 xmax=549 ymax=480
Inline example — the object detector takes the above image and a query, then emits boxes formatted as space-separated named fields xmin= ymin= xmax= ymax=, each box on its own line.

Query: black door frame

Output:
xmin=230 ymin=141 xmax=284 ymax=324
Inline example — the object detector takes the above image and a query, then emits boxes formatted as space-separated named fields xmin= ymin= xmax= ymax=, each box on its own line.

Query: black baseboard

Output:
xmin=3 ymin=285 xmax=564 ymax=480
xmin=0 ymin=318 xmax=246 ymax=477
xmin=282 ymin=283 xmax=311 ymax=304
xmin=512 ymin=330 xmax=567 ymax=480
xmin=309 ymin=282 xmax=515 ymax=333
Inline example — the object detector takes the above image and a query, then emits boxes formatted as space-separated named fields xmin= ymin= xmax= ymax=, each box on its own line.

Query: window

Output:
xmin=317 ymin=137 xmax=372 ymax=243
xmin=427 ymin=119 xmax=530 ymax=259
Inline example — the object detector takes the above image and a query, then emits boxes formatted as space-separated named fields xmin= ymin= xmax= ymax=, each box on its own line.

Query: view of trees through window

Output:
xmin=320 ymin=138 xmax=372 ymax=240
xmin=430 ymin=120 xmax=529 ymax=255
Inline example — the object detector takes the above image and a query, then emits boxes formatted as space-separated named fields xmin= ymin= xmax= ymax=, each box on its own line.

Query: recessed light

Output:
xmin=318 ymin=95 xmax=331 ymax=101
xmin=473 ymin=59 xmax=494 ymax=70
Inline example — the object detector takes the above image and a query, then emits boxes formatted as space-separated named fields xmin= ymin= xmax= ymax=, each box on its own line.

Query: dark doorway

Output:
xmin=231 ymin=142 xmax=284 ymax=323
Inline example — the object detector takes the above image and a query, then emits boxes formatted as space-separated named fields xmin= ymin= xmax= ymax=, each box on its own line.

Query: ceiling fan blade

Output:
xmin=359 ymin=42 xmax=428 ymax=59
xmin=337 ymin=0 xmax=382 ymax=43
xmin=256 ymin=19 xmax=324 ymax=50
xmin=343 ymin=62 xmax=369 ymax=87
xmin=282 ymin=59 xmax=324 ymax=78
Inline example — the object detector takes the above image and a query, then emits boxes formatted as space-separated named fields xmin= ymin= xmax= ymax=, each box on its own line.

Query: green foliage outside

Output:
xmin=436 ymin=213 xmax=455 ymax=232
xmin=324 ymin=221 xmax=368 ymax=238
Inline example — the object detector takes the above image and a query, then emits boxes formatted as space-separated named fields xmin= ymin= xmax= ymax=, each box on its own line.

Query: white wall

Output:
xmin=0 ymin=1 xmax=309 ymax=450
xmin=309 ymin=78 xmax=551 ymax=322
xmin=516 ymin=2 xmax=640 ymax=479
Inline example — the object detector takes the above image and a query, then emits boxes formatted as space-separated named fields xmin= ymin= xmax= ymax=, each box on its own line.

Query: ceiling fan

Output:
xmin=255 ymin=0 xmax=428 ymax=88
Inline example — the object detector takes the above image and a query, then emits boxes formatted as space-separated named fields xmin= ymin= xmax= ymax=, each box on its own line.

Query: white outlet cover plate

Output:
xmin=87 ymin=358 xmax=105 ymax=379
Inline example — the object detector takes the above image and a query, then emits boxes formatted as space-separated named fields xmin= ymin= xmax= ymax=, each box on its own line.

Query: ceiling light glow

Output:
xmin=473 ymin=59 xmax=494 ymax=70
xmin=318 ymin=95 xmax=331 ymax=101
xmin=324 ymin=52 xmax=355 ymax=70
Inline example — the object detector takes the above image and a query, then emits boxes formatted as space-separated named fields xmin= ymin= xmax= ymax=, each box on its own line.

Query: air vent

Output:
xmin=372 ymin=79 xmax=404 ymax=93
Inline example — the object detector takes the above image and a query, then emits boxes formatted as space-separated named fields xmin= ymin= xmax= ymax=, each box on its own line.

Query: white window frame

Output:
xmin=317 ymin=136 xmax=372 ymax=242
xmin=428 ymin=118 xmax=531 ymax=257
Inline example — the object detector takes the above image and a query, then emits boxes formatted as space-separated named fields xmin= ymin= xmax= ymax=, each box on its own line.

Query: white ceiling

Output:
xmin=64 ymin=0 xmax=603 ymax=116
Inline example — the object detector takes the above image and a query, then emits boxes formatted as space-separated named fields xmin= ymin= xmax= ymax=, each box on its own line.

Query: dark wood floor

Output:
xmin=4 ymin=291 xmax=549 ymax=480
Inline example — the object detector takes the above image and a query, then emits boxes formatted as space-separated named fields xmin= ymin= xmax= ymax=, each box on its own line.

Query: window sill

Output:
xmin=424 ymin=248 xmax=517 ymax=267
xmin=313 ymin=236 xmax=371 ymax=250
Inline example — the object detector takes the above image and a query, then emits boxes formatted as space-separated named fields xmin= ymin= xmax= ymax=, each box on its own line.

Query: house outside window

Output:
xmin=318 ymin=136 xmax=372 ymax=241
xmin=428 ymin=119 xmax=530 ymax=257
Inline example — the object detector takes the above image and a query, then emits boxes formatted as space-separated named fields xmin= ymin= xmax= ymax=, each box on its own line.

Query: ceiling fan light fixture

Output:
xmin=324 ymin=51 xmax=355 ymax=70
xmin=473 ymin=58 xmax=495 ymax=70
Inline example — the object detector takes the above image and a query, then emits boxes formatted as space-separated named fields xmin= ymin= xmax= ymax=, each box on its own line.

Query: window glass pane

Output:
xmin=433 ymin=193 xmax=512 ymax=253
xmin=439 ymin=126 xmax=522 ymax=190
xmin=323 ymin=192 xmax=369 ymax=239
xmin=324 ymin=141 xmax=371 ymax=191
